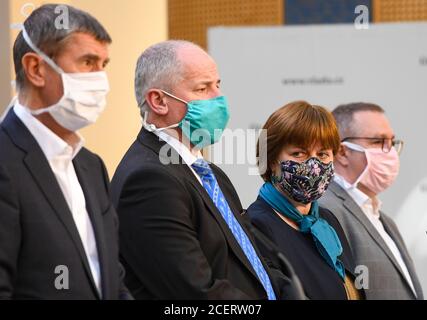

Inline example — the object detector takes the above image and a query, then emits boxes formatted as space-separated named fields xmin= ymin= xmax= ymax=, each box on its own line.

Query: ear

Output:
xmin=335 ymin=144 xmax=350 ymax=167
xmin=145 ymin=89 xmax=169 ymax=116
xmin=21 ymin=53 xmax=46 ymax=88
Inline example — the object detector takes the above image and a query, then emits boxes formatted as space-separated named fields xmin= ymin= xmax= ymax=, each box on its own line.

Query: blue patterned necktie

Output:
xmin=191 ymin=159 xmax=276 ymax=300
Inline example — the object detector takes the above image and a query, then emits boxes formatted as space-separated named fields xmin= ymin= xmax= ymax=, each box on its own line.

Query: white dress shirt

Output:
xmin=334 ymin=174 xmax=417 ymax=296
xmin=152 ymin=129 xmax=204 ymax=185
xmin=14 ymin=102 xmax=102 ymax=295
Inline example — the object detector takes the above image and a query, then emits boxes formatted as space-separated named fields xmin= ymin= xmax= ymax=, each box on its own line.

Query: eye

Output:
xmin=291 ymin=152 xmax=305 ymax=158
xmin=318 ymin=152 xmax=330 ymax=160
xmin=371 ymin=139 xmax=383 ymax=145
xmin=196 ymin=87 xmax=207 ymax=93
xmin=373 ymin=140 xmax=382 ymax=144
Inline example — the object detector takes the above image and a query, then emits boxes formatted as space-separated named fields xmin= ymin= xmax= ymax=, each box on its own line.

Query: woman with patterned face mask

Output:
xmin=247 ymin=101 xmax=364 ymax=300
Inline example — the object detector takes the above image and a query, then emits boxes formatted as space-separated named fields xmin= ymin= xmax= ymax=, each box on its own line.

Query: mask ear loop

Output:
xmin=141 ymin=105 xmax=180 ymax=133
xmin=141 ymin=90 xmax=188 ymax=133
xmin=160 ymin=90 xmax=189 ymax=105
xmin=142 ymin=114 xmax=167 ymax=133
xmin=341 ymin=141 xmax=370 ymax=188
xmin=21 ymin=27 xmax=64 ymax=75
xmin=4 ymin=23 xmax=65 ymax=121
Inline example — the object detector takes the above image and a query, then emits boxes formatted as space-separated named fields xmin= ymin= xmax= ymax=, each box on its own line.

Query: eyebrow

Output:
xmin=196 ymin=79 xmax=221 ymax=86
xmin=288 ymin=146 xmax=331 ymax=153
xmin=78 ymin=53 xmax=110 ymax=65
xmin=374 ymin=134 xmax=396 ymax=139
xmin=288 ymin=146 xmax=306 ymax=151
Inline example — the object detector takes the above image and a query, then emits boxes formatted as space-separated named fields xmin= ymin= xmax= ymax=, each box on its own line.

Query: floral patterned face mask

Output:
xmin=272 ymin=157 xmax=335 ymax=204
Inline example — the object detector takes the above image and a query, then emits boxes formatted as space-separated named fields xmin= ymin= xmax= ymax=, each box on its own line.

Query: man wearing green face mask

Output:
xmin=145 ymin=89 xmax=230 ymax=149
xmin=111 ymin=40 xmax=294 ymax=300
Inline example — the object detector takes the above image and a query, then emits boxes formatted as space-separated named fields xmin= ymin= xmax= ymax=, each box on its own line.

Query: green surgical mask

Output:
xmin=144 ymin=90 xmax=230 ymax=149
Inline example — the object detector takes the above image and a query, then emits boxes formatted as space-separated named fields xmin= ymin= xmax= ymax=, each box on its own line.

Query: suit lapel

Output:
xmin=187 ymin=168 xmax=258 ymax=279
xmin=139 ymin=129 xmax=263 ymax=286
xmin=381 ymin=216 xmax=423 ymax=299
xmin=2 ymin=110 xmax=100 ymax=298
xmin=330 ymin=182 xmax=407 ymax=280
xmin=73 ymin=156 xmax=107 ymax=299
xmin=186 ymin=166 xmax=262 ymax=280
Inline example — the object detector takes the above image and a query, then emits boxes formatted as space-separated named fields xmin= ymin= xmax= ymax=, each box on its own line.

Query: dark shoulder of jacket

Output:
xmin=114 ymin=138 xmax=167 ymax=179
xmin=0 ymin=127 xmax=24 ymax=162
xmin=76 ymin=147 xmax=107 ymax=173
xmin=74 ymin=148 xmax=111 ymax=196
xmin=77 ymin=147 xmax=99 ymax=161
xmin=246 ymin=198 xmax=275 ymax=222
xmin=319 ymin=207 xmax=343 ymax=227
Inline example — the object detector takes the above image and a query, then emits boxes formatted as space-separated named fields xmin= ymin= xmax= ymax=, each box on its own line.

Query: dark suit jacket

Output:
xmin=0 ymin=109 xmax=130 ymax=299
xmin=319 ymin=181 xmax=424 ymax=300
xmin=111 ymin=129 xmax=294 ymax=300
xmin=247 ymin=197 xmax=360 ymax=300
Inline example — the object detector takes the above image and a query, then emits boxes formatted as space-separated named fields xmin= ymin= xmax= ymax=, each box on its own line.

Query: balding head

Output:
xmin=134 ymin=40 xmax=207 ymax=114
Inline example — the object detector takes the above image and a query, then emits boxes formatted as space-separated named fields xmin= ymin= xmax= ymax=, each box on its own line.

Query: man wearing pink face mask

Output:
xmin=319 ymin=103 xmax=423 ymax=300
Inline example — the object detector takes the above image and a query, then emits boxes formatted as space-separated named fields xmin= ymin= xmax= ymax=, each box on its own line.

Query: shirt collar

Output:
xmin=154 ymin=129 xmax=203 ymax=165
xmin=363 ymin=197 xmax=383 ymax=219
xmin=334 ymin=174 xmax=370 ymax=206
xmin=13 ymin=101 xmax=84 ymax=161
xmin=333 ymin=174 xmax=383 ymax=216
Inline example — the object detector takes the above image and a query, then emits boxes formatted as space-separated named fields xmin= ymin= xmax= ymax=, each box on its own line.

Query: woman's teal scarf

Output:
xmin=259 ymin=182 xmax=345 ymax=280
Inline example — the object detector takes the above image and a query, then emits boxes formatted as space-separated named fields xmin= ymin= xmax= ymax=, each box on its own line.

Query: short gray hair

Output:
xmin=13 ymin=4 xmax=112 ymax=91
xmin=332 ymin=102 xmax=385 ymax=139
xmin=134 ymin=40 xmax=203 ymax=115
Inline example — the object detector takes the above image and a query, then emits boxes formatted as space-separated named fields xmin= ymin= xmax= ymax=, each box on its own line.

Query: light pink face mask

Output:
xmin=342 ymin=142 xmax=400 ymax=195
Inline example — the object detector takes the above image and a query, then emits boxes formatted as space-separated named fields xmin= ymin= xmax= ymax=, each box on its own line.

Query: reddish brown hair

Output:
xmin=257 ymin=101 xmax=340 ymax=181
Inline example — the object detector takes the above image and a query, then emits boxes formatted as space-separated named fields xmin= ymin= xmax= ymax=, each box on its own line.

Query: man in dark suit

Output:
xmin=319 ymin=102 xmax=423 ymax=300
xmin=0 ymin=4 xmax=130 ymax=299
xmin=111 ymin=41 xmax=292 ymax=299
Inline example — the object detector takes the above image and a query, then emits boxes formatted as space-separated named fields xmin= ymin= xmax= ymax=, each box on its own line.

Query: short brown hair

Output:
xmin=257 ymin=101 xmax=340 ymax=182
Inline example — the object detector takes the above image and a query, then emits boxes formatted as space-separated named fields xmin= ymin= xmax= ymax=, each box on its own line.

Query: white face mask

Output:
xmin=21 ymin=27 xmax=110 ymax=131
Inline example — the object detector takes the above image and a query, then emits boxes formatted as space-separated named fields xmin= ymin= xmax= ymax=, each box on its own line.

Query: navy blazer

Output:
xmin=247 ymin=197 xmax=360 ymax=300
